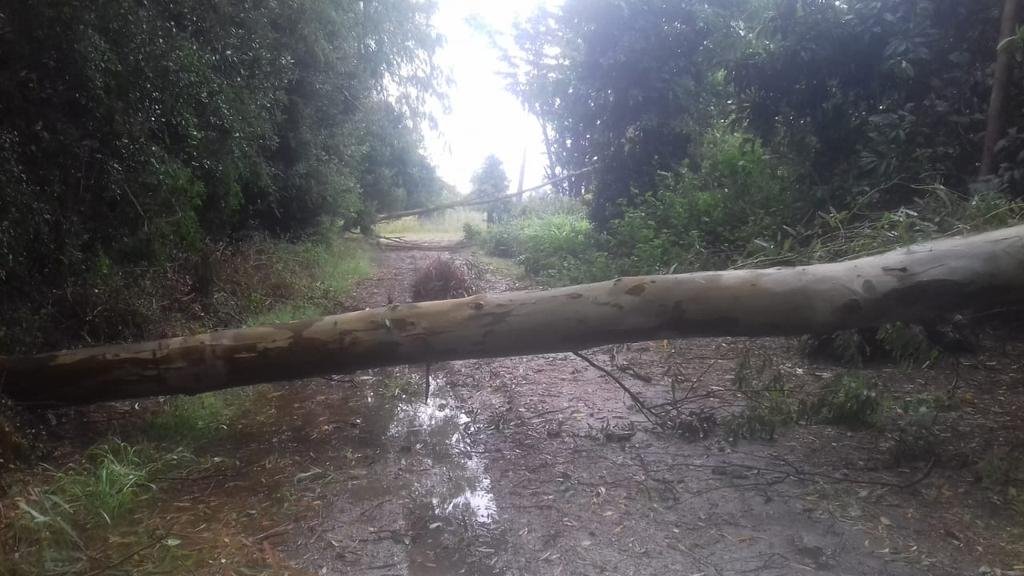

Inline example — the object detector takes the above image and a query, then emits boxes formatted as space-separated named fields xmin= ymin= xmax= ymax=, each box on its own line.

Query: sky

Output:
xmin=423 ymin=0 xmax=561 ymax=195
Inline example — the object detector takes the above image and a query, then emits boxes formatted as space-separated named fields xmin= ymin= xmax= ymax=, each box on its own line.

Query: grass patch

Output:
xmin=143 ymin=391 xmax=246 ymax=447
xmin=377 ymin=208 xmax=486 ymax=236
xmin=239 ymin=235 xmax=372 ymax=326
xmin=3 ymin=440 xmax=200 ymax=575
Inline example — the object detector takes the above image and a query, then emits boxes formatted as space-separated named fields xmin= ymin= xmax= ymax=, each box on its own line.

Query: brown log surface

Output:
xmin=2 ymin=225 xmax=1023 ymax=406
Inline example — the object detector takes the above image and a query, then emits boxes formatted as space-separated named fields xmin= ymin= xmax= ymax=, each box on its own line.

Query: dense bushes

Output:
xmin=511 ymin=0 xmax=1024 ymax=225
xmin=475 ymin=134 xmax=1024 ymax=288
xmin=0 ymin=0 xmax=442 ymax=354
xmin=611 ymin=134 xmax=801 ymax=274
xmin=0 ymin=232 xmax=371 ymax=354
xmin=479 ymin=206 xmax=615 ymax=286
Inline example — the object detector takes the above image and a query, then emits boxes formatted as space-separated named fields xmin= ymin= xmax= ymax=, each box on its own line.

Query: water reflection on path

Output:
xmin=283 ymin=369 xmax=505 ymax=575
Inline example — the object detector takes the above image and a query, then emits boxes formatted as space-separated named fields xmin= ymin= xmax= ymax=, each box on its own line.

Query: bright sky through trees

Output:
xmin=425 ymin=0 xmax=561 ymax=194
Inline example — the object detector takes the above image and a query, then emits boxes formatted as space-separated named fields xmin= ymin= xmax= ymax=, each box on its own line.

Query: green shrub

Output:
xmin=877 ymin=322 xmax=940 ymax=368
xmin=610 ymin=133 xmax=802 ymax=274
xmin=812 ymin=374 xmax=882 ymax=428
xmin=462 ymin=222 xmax=483 ymax=242
xmin=724 ymin=351 xmax=803 ymax=442
xmin=480 ymin=206 xmax=617 ymax=286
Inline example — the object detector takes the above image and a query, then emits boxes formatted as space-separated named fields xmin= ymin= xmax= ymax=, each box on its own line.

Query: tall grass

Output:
xmin=5 ymin=441 xmax=198 ymax=575
xmin=239 ymin=235 xmax=372 ymax=326
xmin=2 ymin=232 xmax=372 ymax=575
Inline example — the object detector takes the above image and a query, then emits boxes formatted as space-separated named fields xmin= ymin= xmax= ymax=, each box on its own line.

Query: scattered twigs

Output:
xmin=253 ymin=522 xmax=293 ymax=543
xmin=573 ymin=351 xmax=661 ymax=428
xmin=81 ymin=532 xmax=168 ymax=576
xmin=653 ymin=361 xmax=719 ymax=419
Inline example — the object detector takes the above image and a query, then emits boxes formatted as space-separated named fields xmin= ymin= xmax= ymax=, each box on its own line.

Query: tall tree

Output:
xmin=0 ymin=0 xmax=444 ymax=354
xmin=509 ymin=0 xmax=743 ymax=224
xmin=981 ymin=0 xmax=1021 ymax=177
xmin=470 ymin=155 xmax=511 ymax=224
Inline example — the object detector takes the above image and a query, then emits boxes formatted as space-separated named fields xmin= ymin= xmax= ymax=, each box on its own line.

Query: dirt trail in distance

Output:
xmin=205 ymin=244 xmax=1023 ymax=576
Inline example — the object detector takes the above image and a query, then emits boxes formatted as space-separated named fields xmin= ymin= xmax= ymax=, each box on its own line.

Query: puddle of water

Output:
xmin=260 ymin=371 xmax=507 ymax=574
xmin=387 ymin=374 xmax=498 ymax=525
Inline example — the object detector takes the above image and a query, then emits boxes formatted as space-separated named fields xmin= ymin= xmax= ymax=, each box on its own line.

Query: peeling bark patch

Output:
xmin=625 ymin=283 xmax=647 ymax=296
xmin=388 ymin=318 xmax=416 ymax=332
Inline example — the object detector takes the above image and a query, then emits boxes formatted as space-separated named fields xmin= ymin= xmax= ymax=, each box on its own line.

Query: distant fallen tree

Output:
xmin=375 ymin=166 xmax=596 ymax=222
xmin=2 ymin=225 xmax=1023 ymax=406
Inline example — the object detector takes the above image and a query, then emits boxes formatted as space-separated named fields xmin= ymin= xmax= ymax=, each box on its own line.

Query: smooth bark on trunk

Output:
xmin=981 ymin=0 xmax=1020 ymax=177
xmin=2 ymin=225 xmax=1024 ymax=406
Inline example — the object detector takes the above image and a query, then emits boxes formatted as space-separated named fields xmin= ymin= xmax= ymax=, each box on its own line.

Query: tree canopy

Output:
xmin=0 ymin=0 xmax=445 ymax=351
xmin=509 ymin=0 xmax=1024 ymax=225
xmin=470 ymin=154 xmax=511 ymax=223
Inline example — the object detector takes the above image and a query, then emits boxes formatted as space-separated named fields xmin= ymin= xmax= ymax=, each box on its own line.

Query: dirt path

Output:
xmin=179 ymin=245 xmax=1023 ymax=575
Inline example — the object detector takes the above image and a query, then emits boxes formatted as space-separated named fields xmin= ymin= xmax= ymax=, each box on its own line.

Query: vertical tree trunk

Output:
xmin=980 ymin=0 xmax=1020 ymax=178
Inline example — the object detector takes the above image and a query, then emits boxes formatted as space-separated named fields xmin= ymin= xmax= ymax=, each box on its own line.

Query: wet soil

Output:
xmin=227 ymin=245 xmax=1022 ymax=575
xmin=6 ymin=244 xmax=1024 ymax=575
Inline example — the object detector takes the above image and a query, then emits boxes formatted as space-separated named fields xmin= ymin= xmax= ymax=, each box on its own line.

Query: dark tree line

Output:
xmin=509 ymin=0 xmax=1024 ymax=225
xmin=0 ymin=0 xmax=444 ymax=352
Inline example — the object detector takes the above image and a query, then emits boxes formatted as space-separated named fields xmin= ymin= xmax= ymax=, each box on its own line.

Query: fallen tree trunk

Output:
xmin=2 ymin=225 xmax=1023 ymax=406
xmin=375 ymin=166 xmax=595 ymax=222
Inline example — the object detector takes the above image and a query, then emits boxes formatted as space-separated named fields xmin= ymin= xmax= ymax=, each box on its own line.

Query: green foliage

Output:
xmin=877 ymin=323 xmax=940 ymax=368
xmin=509 ymin=0 xmax=743 ymax=224
xmin=610 ymin=134 xmax=801 ymax=273
xmin=7 ymin=440 xmax=198 ymax=574
xmin=144 ymin=392 xmax=243 ymax=447
xmin=377 ymin=209 xmax=487 ymax=237
xmin=732 ymin=0 xmax=1018 ymax=205
xmin=480 ymin=205 xmax=616 ymax=286
xmin=508 ymin=0 xmax=1024 ymax=314
xmin=812 ymin=375 xmax=882 ymax=429
xmin=471 ymin=155 xmax=512 ymax=224
xmin=726 ymin=354 xmax=887 ymax=442
xmin=238 ymin=236 xmax=373 ymax=326
xmin=462 ymin=222 xmax=483 ymax=242
xmin=0 ymin=0 xmax=441 ymax=355
xmin=724 ymin=352 xmax=802 ymax=442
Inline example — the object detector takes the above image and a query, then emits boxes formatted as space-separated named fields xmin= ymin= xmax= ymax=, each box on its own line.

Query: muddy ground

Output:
xmin=6 ymin=244 xmax=1024 ymax=575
